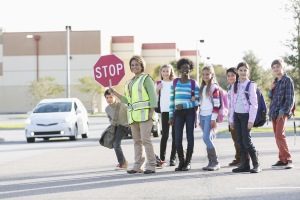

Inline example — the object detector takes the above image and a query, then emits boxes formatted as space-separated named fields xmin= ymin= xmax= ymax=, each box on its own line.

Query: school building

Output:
xmin=0 ymin=29 xmax=199 ymax=113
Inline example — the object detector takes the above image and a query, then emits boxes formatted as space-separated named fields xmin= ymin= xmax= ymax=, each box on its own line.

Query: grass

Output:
xmin=218 ymin=126 xmax=296 ymax=134
xmin=0 ymin=123 xmax=25 ymax=129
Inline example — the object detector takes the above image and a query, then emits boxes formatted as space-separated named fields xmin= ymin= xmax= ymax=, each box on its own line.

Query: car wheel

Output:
xmin=81 ymin=133 xmax=88 ymax=139
xmin=26 ymin=138 xmax=35 ymax=143
xmin=70 ymin=124 xmax=78 ymax=141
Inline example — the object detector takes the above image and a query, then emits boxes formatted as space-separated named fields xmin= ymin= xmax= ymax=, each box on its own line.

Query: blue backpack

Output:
xmin=244 ymin=81 xmax=267 ymax=127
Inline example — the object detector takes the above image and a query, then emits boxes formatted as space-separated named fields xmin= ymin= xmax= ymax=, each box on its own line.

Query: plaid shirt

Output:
xmin=269 ymin=74 xmax=295 ymax=119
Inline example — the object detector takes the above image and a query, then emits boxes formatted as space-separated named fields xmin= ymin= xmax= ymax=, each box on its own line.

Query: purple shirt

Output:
xmin=229 ymin=79 xmax=258 ymax=124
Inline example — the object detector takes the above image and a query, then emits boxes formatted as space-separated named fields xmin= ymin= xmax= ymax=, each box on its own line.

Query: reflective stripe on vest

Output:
xmin=125 ymin=74 xmax=150 ymax=124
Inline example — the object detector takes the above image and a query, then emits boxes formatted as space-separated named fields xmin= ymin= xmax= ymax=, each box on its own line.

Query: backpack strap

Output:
xmin=173 ymin=78 xmax=179 ymax=90
xmin=173 ymin=78 xmax=196 ymax=97
xmin=156 ymin=80 xmax=162 ymax=98
xmin=190 ymin=79 xmax=195 ymax=97
xmin=244 ymin=81 xmax=253 ymax=105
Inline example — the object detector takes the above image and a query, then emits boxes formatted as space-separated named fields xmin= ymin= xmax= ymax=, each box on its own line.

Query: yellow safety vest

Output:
xmin=125 ymin=74 xmax=151 ymax=124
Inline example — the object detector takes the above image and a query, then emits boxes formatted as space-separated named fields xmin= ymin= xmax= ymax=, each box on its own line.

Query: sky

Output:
xmin=0 ymin=0 xmax=295 ymax=68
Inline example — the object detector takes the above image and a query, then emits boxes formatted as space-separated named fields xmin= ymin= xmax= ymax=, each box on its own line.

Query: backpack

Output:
xmin=213 ymin=86 xmax=229 ymax=123
xmin=244 ymin=81 xmax=267 ymax=127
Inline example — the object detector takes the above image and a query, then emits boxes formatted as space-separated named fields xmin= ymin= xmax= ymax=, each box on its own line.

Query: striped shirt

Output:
xmin=169 ymin=79 xmax=200 ymax=119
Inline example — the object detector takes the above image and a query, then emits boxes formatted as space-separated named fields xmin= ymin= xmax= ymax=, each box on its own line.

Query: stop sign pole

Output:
xmin=93 ymin=54 xmax=125 ymax=87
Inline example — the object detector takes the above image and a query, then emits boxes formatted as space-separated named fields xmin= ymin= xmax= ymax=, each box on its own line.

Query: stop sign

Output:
xmin=93 ymin=54 xmax=125 ymax=87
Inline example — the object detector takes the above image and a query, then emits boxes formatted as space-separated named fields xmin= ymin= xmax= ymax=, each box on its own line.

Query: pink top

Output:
xmin=229 ymin=80 xmax=258 ymax=124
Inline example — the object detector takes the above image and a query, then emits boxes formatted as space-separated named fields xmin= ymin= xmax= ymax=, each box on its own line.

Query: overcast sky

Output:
xmin=0 ymin=0 xmax=294 ymax=68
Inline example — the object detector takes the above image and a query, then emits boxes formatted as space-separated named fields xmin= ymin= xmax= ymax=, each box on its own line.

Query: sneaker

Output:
xmin=156 ymin=160 xmax=166 ymax=169
xmin=272 ymin=160 xmax=293 ymax=169
xmin=115 ymin=161 xmax=128 ymax=170
xmin=228 ymin=159 xmax=240 ymax=166
xmin=286 ymin=160 xmax=294 ymax=169
xmin=127 ymin=169 xmax=143 ymax=174
xmin=169 ymin=159 xmax=176 ymax=166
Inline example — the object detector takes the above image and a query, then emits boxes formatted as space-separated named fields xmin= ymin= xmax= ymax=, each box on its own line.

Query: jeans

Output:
xmin=272 ymin=115 xmax=292 ymax=162
xmin=229 ymin=125 xmax=241 ymax=161
xmin=199 ymin=114 xmax=215 ymax=149
xmin=174 ymin=108 xmax=196 ymax=153
xmin=160 ymin=112 xmax=176 ymax=161
xmin=113 ymin=125 xmax=127 ymax=165
xmin=234 ymin=112 xmax=256 ymax=153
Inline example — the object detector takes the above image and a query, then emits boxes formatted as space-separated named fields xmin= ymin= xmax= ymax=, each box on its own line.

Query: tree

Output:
xmin=242 ymin=50 xmax=264 ymax=86
xmin=242 ymin=51 xmax=274 ymax=99
xmin=78 ymin=76 xmax=103 ymax=113
xmin=213 ymin=64 xmax=227 ymax=89
xmin=29 ymin=77 xmax=64 ymax=102
xmin=284 ymin=0 xmax=300 ymax=92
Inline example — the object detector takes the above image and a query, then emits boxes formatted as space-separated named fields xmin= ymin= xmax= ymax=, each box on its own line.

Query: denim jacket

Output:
xmin=229 ymin=79 xmax=258 ymax=124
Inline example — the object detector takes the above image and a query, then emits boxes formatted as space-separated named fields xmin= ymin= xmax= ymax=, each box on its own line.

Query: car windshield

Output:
xmin=33 ymin=102 xmax=72 ymax=113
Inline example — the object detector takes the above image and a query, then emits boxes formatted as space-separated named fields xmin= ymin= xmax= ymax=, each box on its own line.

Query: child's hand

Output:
xmin=176 ymin=104 xmax=183 ymax=110
xmin=191 ymin=96 xmax=195 ymax=101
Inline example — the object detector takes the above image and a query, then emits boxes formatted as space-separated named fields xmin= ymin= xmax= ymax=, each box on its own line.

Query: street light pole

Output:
xmin=26 ymin=34 xmax=41 ymax=81
xmin=196 ymin=39 xmax=204 ymax=84
xmin=66 ymin=26 xmax=71 ymax=98
xmin=34 ymin=35 xmax=41 ymax=81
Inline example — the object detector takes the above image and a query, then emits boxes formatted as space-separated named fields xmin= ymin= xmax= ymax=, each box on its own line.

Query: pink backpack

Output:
xmin=216 ymin=88 xmax=229 ymax=123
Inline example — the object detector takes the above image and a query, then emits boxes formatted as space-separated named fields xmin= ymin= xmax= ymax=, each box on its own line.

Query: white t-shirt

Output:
xmin=200 ymin=86 xmax=213 ymax=116
xmin=158 ymin=80 xmax=173 ymax=112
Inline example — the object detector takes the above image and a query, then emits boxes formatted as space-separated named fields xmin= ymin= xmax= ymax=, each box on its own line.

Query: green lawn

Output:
xmin=218 ymin=126 xmax=296 ymax=134
xmin=0 ymin=123 xmax=25 ymax=129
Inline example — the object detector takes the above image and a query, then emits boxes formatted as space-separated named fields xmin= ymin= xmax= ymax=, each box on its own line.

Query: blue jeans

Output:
xmin=113 ymin=125 xmax=127 ymax=165
xmin=199 ymin=114 xmax=215 ymax=149
xmin=174 ymin=108 xmax=195 ymax=153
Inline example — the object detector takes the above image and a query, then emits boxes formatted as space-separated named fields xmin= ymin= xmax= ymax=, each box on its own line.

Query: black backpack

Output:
xmin=244 ymin=81 xmax=267 ymax=127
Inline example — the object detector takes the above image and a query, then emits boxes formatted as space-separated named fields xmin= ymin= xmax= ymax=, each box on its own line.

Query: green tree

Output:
xmin=29 ymin=77 xmax=64 ymax=102
xmin=242 ymin=50 xmax=263 ymax=86
xmin=213 ymin=64 xmax=227 ymax=89
xmin=78 ymin=76 xmax=103 ymax=113
xmin=242 ymin=51 xmax=273 ymax=101
xmin=284 ymin=0 xmax=300 ymax=92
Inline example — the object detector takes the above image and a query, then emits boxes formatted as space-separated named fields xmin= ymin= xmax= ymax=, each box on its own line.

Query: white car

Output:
xmin=25 ymin=98 xmax=89 ymax=143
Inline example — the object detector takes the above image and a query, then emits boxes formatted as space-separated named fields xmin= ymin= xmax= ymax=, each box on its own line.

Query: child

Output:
xmin=226 ymin=67 xmax=240 ymax=166
xmin=269 ymin=59 xmax=295 ymax=169
xmin=104 ymin=89 xmax=129 ymax=170
xmin=156 ymin=64 xmax=177 ymax=166
xmin=199 ymin=65 xmax=221 ymax=171
xmin=169 ymin=58 xmax=199 ymax=171
xmin=229 ymin=62 xmax=261 ymax=173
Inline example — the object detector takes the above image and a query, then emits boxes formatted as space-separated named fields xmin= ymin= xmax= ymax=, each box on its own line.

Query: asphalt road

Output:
xmin=0 ymin=115 xmax=300 ymax=200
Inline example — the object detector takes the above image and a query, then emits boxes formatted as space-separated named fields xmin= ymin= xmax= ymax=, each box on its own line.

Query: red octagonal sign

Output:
xmin=93 ymin=54 xmax=125 ymax=87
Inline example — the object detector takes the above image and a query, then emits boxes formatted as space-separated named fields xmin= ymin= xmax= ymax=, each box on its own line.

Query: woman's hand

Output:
xmin=229 ymin=123 xmax=234 ymax=130
xmin=169 ymin=119 xmax=174 ymax=126
xmin=211 ymin=120 xmax=217 ymax=129
xmin=156 ymin=83 xmax=162 ymax=94
xmin=247 ymin=122 xmax=253 ymax=130
xmin=176 ymin=104 xmax=183 ymax=110
xmin=149 ymin=108 xmax=154 ymax=120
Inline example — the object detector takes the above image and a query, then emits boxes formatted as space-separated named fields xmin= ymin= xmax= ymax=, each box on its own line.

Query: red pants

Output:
xmin=272 ymin=116 xmax=292 ymax=162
